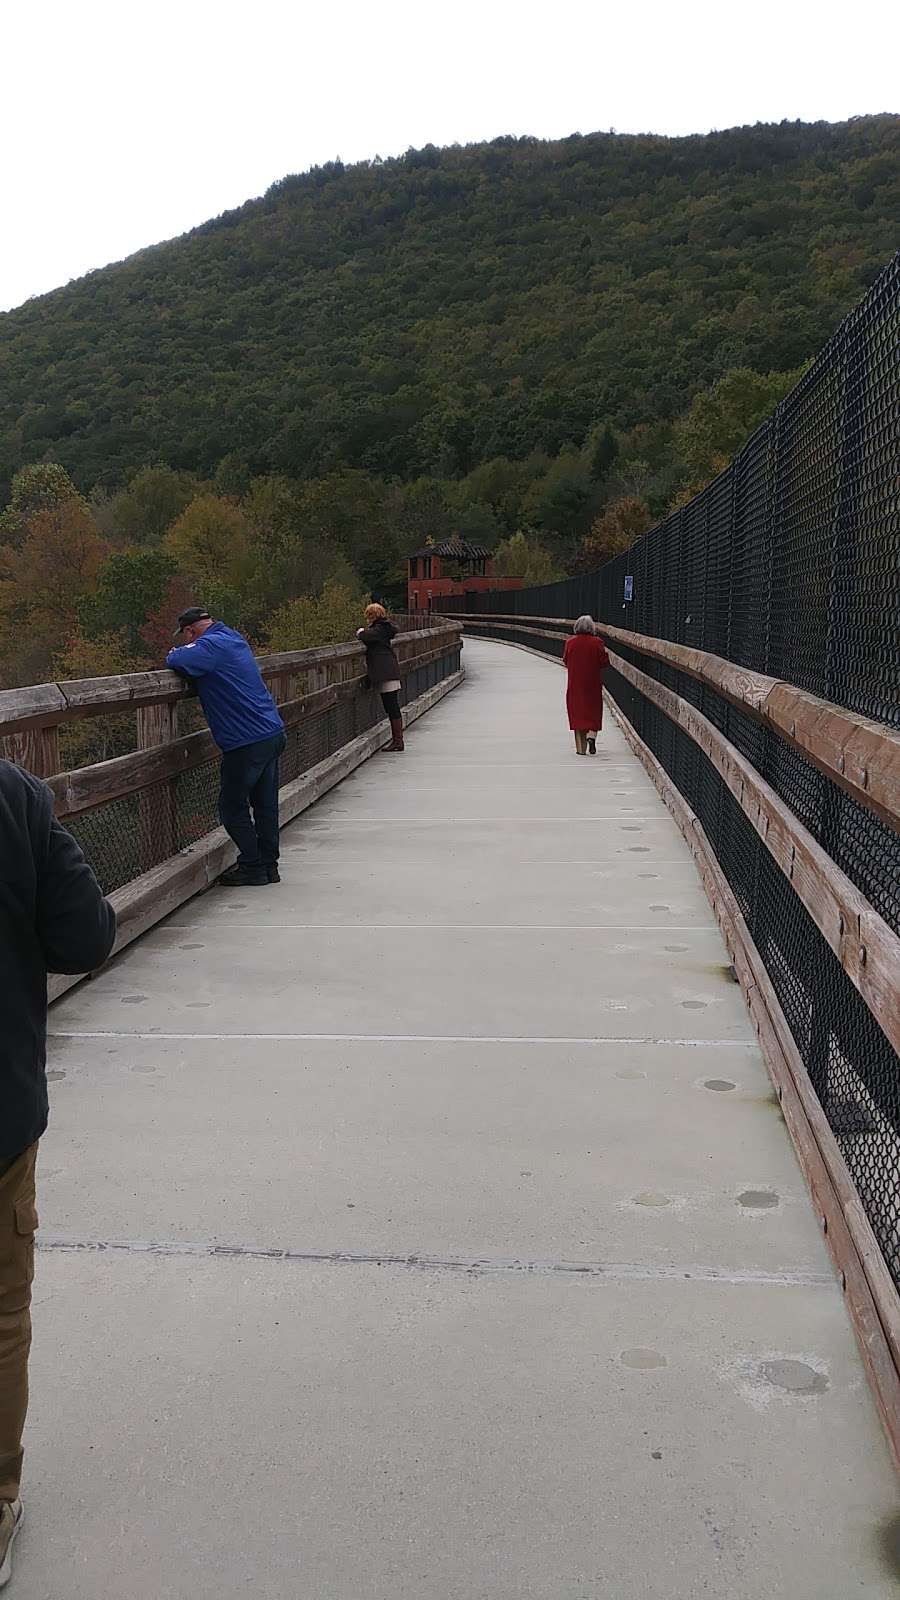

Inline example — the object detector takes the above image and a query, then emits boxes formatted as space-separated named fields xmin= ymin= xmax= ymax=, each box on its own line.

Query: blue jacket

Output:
xmin=166 ymin=623 xmax=285 ymax=752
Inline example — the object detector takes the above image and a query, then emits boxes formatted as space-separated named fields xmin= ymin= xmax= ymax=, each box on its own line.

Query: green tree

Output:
xmin=0 ymin=118 xmax=895 ymax=496
xmin=674 ymin=366 xmax=805 ymax=488
xmin=78 ymin=547 xmax=177 ymax=649
xmin=522 ymin=453 xmax=598 ymax=555
xmin=587 ymin=424 xmax=618 ymax=483
xmin=299 ymin=471 xmax=402 ymax=596
xmin=460 ymin=456 xmax=547 ymax=535
xmin=106 ymin=465 xmax=197 ymax=545
xmin=492 ymin=530 xmax=561 ymax=585
xmin=266 ymin=577 xmax=371 ymax=651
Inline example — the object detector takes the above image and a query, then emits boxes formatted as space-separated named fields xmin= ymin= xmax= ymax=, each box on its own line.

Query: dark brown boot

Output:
xmin=385 ymin=717 xmax=404 ymax=752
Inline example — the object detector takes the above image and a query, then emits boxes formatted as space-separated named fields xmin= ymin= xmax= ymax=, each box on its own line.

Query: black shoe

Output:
xmin=266 ymin=864 xmax=281 ymax=884
xmin=586 ymin=737 xmax=596 ymax=755
xmin=218 ymin=864 xmax=269 ymax=887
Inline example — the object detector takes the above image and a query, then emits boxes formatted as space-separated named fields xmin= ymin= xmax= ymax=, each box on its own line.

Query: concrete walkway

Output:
xmin=23 ymin=638 xmax=899 ymax=1598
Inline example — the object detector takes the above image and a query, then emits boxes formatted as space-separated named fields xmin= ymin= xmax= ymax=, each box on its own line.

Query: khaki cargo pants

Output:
xmin=0 ymin=1145 xmax=38 ymax=1504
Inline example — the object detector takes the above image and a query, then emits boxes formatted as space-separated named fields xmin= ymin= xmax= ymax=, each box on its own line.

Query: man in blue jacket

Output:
xmin=167 ymin=608 xmax=286 ymax=888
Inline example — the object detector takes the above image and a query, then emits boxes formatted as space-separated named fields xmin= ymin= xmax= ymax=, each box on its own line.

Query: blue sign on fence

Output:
xmin=624 ymin=575 xmax=634 ymax=602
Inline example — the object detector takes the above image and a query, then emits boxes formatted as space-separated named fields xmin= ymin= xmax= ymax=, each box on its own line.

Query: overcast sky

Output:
xmin=2 ymin=0 xmax=897 ymax=314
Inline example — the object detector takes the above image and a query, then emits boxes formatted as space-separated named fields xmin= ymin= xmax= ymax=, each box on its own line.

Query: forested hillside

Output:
xmin=0 ymin=115 xmax=898 ymax=696
xmin=3 ymin=116 xmax=898 ymax=494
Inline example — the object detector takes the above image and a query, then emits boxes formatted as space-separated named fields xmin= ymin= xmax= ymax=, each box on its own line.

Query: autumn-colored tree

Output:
xmin=0 ymin=494 xmax=107 ymax=685
xmin=577 ymin=496 xmax=652 ymax=570
xmin=137 ymin=574 xmax=246 ymax=662
xmin=164 ymin=494 xmax=254 ymax=591
xmin=0 ymin=500 xmax=108 ymax=633
xmin=137 ymin=574 xmax=198 ymax=662
xmin=0 ymin=463 xmax=88 ymax=547
xmin=55 ymin=628 xmax=142 ymax=681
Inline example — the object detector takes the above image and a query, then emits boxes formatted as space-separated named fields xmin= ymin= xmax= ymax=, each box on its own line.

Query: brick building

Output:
xmin=407 ymin=536 xmax=522 ymax=613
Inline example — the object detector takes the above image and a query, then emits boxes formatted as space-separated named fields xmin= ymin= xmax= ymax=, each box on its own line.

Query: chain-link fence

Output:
xmin=444 ymin=254 xmax=900 ymax=1284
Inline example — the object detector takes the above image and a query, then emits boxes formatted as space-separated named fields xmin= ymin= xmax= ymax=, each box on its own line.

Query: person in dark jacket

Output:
xmin=166 ymin=607 xmax=286 ymax=887
xmin=0 ymin=759 xmax=115 ymax=1588
xmin=357 ymin=604 xmax=404 ymax=753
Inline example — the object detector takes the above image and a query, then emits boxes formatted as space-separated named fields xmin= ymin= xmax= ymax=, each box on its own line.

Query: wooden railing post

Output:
xmin=1 ymin=724 xmax=61 ymax=778
xmin=135 ymin=702 xmax=178 ymax=870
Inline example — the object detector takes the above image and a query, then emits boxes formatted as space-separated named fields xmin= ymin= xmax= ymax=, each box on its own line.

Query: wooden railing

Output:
xmin=450 ymin=610 xmax=900 ymax=1471
xmin=0 ymin=619 xmax=464 ymax=987
xmin=0 ymin=617 xmax=453 ymax=780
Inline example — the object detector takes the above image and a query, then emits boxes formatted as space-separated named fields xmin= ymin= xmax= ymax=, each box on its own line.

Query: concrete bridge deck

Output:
xmin=21 ymin=638 xmax=899 ymax=1597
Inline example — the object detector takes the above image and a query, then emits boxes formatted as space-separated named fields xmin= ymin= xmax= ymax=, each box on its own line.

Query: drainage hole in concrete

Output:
xmin=760 ymin=1359 xmax=828 ymax=1395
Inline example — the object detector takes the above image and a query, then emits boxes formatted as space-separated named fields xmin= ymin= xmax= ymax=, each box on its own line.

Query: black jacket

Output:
xmin=0 ymin=760 xmax=116 ymax=1157
xmin=358 ymin=618 xmax=401 ymax=686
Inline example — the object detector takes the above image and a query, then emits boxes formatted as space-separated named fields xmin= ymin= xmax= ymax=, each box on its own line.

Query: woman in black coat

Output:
xmin=357 ymin=604 xmax=404 ymax=752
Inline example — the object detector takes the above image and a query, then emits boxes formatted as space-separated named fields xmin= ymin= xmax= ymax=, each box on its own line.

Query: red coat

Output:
xmin=563 ymin=632 xmax=609 ymax=730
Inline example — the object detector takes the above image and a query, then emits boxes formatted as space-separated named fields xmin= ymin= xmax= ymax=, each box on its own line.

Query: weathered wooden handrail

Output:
xmin=448 ymin=614 xmax=900 ymax=833
xmin=31 ymin=618 xmax=464 ymax=1007
xmin=0 ymin=621 xmax=463 ymax=777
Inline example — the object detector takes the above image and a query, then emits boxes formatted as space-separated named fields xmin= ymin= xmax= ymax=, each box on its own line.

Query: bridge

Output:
xmin=1 ymin=257 xmax=899 ymax=1596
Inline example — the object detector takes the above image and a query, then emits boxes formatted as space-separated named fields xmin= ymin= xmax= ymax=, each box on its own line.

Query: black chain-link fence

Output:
xmin=443 ymin=254 xmax=900 ymax=1283
xmin=67 ymin=645 xmax=461 ymax=897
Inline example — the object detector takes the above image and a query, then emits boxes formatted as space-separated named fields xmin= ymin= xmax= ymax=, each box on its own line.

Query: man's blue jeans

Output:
xmin=218 ymin=732 xmax=286 ymax=867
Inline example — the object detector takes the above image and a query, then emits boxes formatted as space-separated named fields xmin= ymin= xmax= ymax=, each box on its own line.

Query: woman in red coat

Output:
xmin=563 ymin=616 xmax=610 ymax=755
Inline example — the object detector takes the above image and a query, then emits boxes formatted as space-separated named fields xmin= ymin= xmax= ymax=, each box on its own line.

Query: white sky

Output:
xmin=2 ymin=0 xmax=897 ymax=313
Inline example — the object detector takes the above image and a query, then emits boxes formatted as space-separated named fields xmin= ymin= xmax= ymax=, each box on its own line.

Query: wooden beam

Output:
xmin=0 ymin=622 xmax=462 ymax=738
xmin=0 ymin=682 xmax=69 ymax=737
xmin=48 ymin=726 xmax=219 ymax=818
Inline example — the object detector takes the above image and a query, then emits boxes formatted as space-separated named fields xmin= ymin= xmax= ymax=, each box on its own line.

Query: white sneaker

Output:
xmin=0 ymin=1499 xmax=23 ymax=1589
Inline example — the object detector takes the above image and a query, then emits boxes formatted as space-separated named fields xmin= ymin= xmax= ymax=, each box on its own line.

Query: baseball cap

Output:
xmin=174 ymin=607 xmax=212 ymax=638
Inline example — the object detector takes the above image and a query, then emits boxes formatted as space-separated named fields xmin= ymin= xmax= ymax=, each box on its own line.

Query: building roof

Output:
xmin=409 ymin=536 xmax=491 ymax=560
